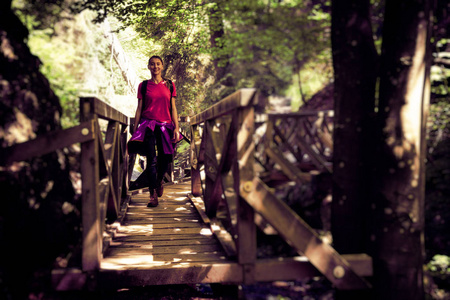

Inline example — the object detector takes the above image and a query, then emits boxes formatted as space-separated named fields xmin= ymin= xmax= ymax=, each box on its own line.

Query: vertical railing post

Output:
xmin=79 ymin=97 xmax=102 ymax=271
xmin=203 ymin=120 xmax=222 ymax=216
xmin=111 ymin=121 xmax=121 ymax=209
xmin=127 ymin=119 xmax=137 ymax=192
xmin=121 ymin=123 xmax=130 ymax=198
xmin=236 ymin=105 xmax=257 ymax=284
xmin=190 ymin=124 xmax=203 ymax=196
xmin=187 ymin=89 xmax=264 ymax=283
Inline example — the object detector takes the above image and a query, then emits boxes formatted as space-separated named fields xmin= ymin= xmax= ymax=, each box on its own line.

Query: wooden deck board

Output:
xmin=96 ymin=180 xmax=372 ymax=289
xmin=101 ymin=181 xmax=231 ymax=275
xmin=111 ymin=234 xmax=216 ymax=242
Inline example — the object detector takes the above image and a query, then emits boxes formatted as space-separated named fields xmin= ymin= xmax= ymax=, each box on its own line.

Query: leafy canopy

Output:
xmin=73 ymin=0 xmax=332 ymax=105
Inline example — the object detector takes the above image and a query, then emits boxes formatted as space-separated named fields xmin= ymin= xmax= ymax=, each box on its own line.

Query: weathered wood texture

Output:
xmin=52 ymin=179 xmax=372 ymax=290
xmin=241 ymin=177 xmax=371 ymax=290
xmin=189 ymin=90 xmax=371 ymax=290
xmin=256 ymin=111 xmax=334 ymax=185
xmin=0 ymin=120 xmax=95 ymax=165
xmin=101 ymin=182 xmax=228 ymax=270
xmin=189 ymin=88 xmax=266 ymax=125
xmin=51 ymin=89 xmax=373 ymax=292
xmin=93 ymin=182 xmax=372 ymax=290
xmin=79 ymin=97 xmax=130 ymax=271
xmin=81 ymin=97 xmax=129 ymax=124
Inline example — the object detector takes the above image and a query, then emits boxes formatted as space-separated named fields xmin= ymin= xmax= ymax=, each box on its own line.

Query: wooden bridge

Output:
xmin=3 ymin=89 xmax=372 ymax=293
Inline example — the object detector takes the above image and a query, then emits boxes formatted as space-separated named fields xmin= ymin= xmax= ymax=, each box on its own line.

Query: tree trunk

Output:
xmin=209 ymin=2 xmax=229 ymax=83
xmin=331 ymin=0 xmax=378 ymax=256
xmin=369 ymin=0 xmax=431 ymax=298
xmin=294 ymin=60 xmax=306 ymax=108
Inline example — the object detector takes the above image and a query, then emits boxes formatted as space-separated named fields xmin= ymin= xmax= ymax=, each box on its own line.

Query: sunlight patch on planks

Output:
xmin=101 ymin=181 xmax=229 ymax=273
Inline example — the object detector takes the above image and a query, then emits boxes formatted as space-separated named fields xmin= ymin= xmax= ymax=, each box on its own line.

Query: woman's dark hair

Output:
xmin=148 ymin=55 xmax=164 ymax=65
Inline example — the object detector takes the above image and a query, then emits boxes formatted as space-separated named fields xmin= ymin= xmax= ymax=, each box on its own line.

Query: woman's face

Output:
xmin=148 ymin=58 xmax=163 ymax=76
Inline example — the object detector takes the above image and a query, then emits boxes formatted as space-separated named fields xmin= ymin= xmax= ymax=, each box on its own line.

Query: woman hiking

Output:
xmin=128 ymin=55 xmax=180 ymax=207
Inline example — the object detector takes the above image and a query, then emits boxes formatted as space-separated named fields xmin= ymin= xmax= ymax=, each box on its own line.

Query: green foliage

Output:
xmin=13 ymin=2 xmax=136 ymax=128
xmin=427 ymin=255 xmax=450 ymax=276
xmin=26 ymin=30 xmax=81 ymax=128
xmin=12 ymin=0 xmax=71 ymax=31
xmin=17 ymin=0 xmax=334 ymax=122
xmin=431 ymin=38 xmax=450 ymax=101
xmin=213 ymin=0 xmax=332 ymax=100
xmin=176 ymin=139 xmax=190 ymax=153
xmin=427 ymin=37 xmax=450 ymax=153
xmin=425 ymin=255 xmax=450 ymax=299
xmin=429 ymin=101 xmax=450 ymax=133
xmin=72 ymin=0 xmax=332 ymax=113
xmin=425 ymin=30 xmax=449 ymax=281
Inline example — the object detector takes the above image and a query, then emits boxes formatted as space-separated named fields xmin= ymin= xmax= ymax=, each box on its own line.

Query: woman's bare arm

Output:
xmin=171 ymin=96 xmax=180 ymax=142
xmin=133 ymin=99 xmax=143 ymax=133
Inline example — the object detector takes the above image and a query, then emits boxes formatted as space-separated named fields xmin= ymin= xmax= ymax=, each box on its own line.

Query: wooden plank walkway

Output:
xmin=98 ymin=181 xmax=244 ymax=288
xmin=96 ymin=180 xmax=371 ymax=290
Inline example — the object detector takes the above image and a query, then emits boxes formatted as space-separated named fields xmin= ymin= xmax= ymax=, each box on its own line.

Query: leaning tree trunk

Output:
xmin=369 ymin=0 xmax=432 ymax=299
xmin=0 ymin=2 xmax=79 ymax=299
xmin=102 ymin=19 xmax=140 ymax=95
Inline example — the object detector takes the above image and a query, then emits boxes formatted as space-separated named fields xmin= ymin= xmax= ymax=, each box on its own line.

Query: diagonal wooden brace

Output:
xmin=240 ymin=176 xmax=372 ymax=290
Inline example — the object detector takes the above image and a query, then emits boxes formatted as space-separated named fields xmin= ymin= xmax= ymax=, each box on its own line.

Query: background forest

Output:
xmin=2 ymin=0 xmax=449 ymax=298
xmin=13 ymin=0 xmax=336 ymax=127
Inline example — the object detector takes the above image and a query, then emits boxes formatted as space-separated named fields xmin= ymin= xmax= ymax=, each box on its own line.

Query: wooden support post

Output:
xmin=204 ymin=120 xmax=221 ymax=217
xmin=190 ymin=124 xmax=203 ymax=197
xmin=80 ymin=98 xmax=102 ymax=271
xmin=121 ymin=123 xmax=129 ymax=198
xmin=126 ymin=119 xmax=136 ymax=191
xmin=104 ymin=120 xmax=119 ymax=220
xmin=112 ymin=121 xmax=121 ymax=209
xmin=204 ymin=117 xmax=234 ymax=218
xmin=236 ymin=106 xmax=257 ymax=284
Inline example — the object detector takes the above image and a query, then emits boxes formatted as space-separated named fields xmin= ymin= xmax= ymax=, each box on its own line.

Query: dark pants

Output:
xmin=140 ymin=126 xmax=173 ymax=190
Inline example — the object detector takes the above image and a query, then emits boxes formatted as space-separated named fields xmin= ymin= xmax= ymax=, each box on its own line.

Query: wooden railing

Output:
xmin=2 ymin=91 xmax=372 ymax=291
xmin=2 ymin=97 xmax=131 ymax=274
xmin=189 ymin=89 xmax=372 ymax=290
xmin=256 ymin=110 xmax=334 ymax=186
xmin=79 ymin=97 xmax=130 ymax=271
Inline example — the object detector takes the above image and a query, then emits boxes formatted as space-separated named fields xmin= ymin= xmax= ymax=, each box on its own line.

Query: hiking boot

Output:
xmin=156 ymin=185 xmax=164 ymax=197
xmin=147 ymin=190 xmax=159 ymax=207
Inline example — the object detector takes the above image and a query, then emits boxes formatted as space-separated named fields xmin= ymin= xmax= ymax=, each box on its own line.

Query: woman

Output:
xmin=128 ymin=56 xmax=180 ymax=207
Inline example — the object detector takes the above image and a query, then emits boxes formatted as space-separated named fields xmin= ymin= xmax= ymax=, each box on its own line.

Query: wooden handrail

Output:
xmin=79 ymin=97 xmax=130 ymax=271
xmin=267 ymin=110 xmax=334 ymax=118
xmin=190 ymin=88 xmax=266 ymax=125
xmin=189 ymin=90 xmax=371 ymax=289
xmin=0 ymin=120 xmax=95 ymax=165
xmin=81 ymin=97 xmax=129 ymax=124
xmin=1 ymin=97 xmax=131 ymax=273
xmin=189 ymin=88 xmax=266 ymax=284
xmin=263 ymin=110 xmax=334 ymax=174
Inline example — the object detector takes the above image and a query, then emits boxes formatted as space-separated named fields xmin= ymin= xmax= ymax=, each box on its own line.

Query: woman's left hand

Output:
xmin=172 ymin=129 xmax=181 ymax=143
